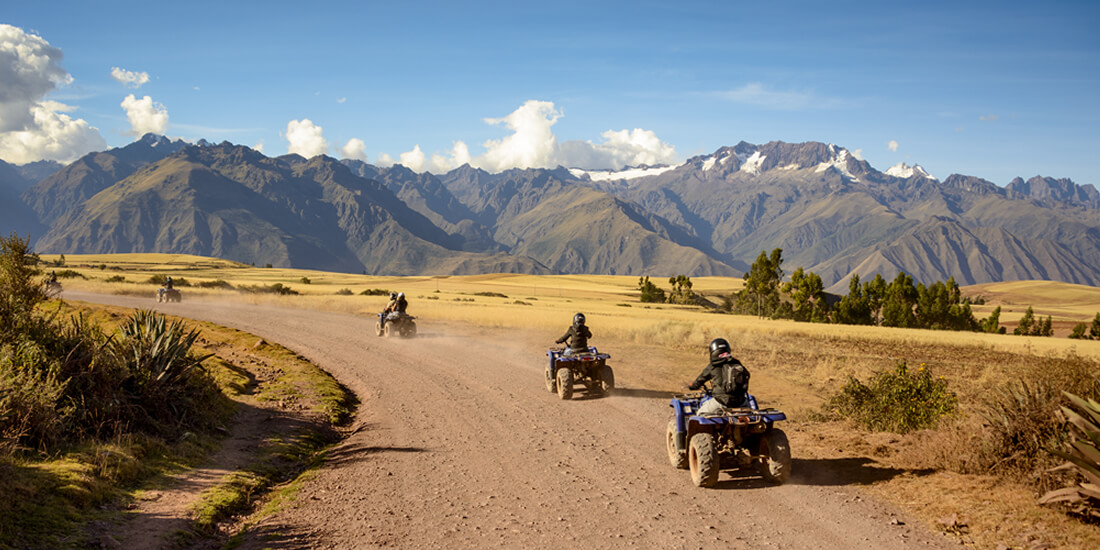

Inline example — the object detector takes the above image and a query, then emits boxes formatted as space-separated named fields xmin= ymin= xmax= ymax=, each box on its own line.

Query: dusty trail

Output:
xmin=69 ymin=292 xmax=961 ymax=549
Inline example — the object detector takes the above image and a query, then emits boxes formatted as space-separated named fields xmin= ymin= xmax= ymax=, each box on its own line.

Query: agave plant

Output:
xmin=1039 ymin=391 xmax=1100 ymax=520
xmin=113 ymin=309 xmax=211 ymax=386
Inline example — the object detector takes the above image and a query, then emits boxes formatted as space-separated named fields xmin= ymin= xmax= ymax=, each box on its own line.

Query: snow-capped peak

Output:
xmin=568 ymin=163 xmax=682 ymax=182
xmin=814 ymin=145 xmax=856 ymax=179
xmin=885 ymin=162 xmax=936 ymax=181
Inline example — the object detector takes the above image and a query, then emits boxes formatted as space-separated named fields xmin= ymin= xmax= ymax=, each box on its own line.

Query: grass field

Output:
xmin=42 ymin=253 xmax=1100 ymax=548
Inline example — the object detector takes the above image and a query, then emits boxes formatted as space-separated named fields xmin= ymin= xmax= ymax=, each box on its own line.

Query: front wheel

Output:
xmin=376 ymin=322 xmax=384 ymax=337
xmin=689 ymin=432 xmax=719 ymax=487
xmin=384 ymin=323 xmax=394 ymax=337
xmin=545 ymin=368 xmax=556 ymax=393
xmin=556 ymin=367 xmax=573 ymax=400
xmin=757 ymin=428 xmax=792 ymax=484
xmin=667 ymin=420 xmax=688 ymax=469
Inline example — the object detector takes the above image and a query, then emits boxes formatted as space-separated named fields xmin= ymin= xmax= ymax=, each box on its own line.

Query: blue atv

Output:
xmin=545 ymin=347 xmax=613 ymax=400
xmin=667 ymin=387 xmax=791 ymax=487
xmin=376 ymin=311 xmax=417 ymax=338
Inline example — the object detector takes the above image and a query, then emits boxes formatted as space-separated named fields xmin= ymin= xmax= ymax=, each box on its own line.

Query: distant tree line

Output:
xmin=640 ymin=248 xmax=1075 ymax=337
xmin=1069 ymin=313 xmax=1100 ymax=340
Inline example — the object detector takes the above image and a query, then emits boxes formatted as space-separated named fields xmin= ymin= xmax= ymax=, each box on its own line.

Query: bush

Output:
xmin=474 ymin=291 xmax=508 ymax=298
xmin=1040 ymin=391 xmax=1100 ymax=520
xmin=358 ymin=288 xmax=391 ymax=296
xmin=146 ymin=274 xmax=189 ymax=287
xmin=237 ymin=283 xmax=298 ymax=295
xmin=822 ymin=361 xmax=957 ymax=433
xmin=52 ymin=269 xmax=84 ymax=279
xmin=105 ymin=275 xmax=126 ymax=283
xmin=194 ymin=279 xmax=233 ymax=289
xmin=299 ymin=277 xmax=311 ymax=284
xmin=334 ymin=288 xmax=353 ymax=296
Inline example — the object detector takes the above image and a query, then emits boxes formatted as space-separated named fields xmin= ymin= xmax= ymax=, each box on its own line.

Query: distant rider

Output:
xmin=395 ymin=292 xmax=408 ymax=314
xmin=164 ymin=276 xmax=174 ymax=290
xmin=47 ymin=270 xmax=58 ymax=284
xmin=383 ymin=292 xmax=397 ymax=314
xmin=555 ymin=313 xmax=592 ymax=356
xmin=688 ymin=338 xmax=751 ymax=415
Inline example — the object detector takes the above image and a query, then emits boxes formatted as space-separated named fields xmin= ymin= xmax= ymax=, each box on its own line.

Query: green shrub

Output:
xmin=105 ymin=275 xmax=126 ymax=283
xmin=334 ymin=288 xmax=353 ymax=296
xmin=195 ymin=279 xmax=232 ymax=289
xmin=237 ymin=283 xmax=298 ymax=295
xmin=146 ymin=274 xmax=189 ymax=287
xmin=51 ymin=269 xmax=84 ymax=280
xmin=474 ymin=291 xmax=508 ymax=298
xmin=299 ymin=277 xmax=311 ymax=284
xmin=822 ymin=361 xmax=957 ymax=433
xmin=358 ymin=288 xmax=391 ymax=296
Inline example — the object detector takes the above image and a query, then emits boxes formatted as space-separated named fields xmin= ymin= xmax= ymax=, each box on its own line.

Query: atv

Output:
xmin=666 ymin=387 xmax=791 ymax=487
xmin=376 ymin=311 xmax=417 ymax=338
xmin=545 ymin=347 xmax=614 ymax=400
xmin=156 ymin=287 xmax=181 ymax=303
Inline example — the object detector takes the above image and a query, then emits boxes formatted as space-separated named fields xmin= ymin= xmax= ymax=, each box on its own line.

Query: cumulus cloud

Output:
xmin=253 ymin=140 xmax=264 ymax=153
xmin=887 ymin=140 xmax=899 ymax=152
xmin=429 ymin=141 xmax=472 ymax=173
xmin=110 ymin=67 xmax=149 ymax=88
xmin=0 ymin=24 xmax=73 ymax=132
xmin=0 ymin=25 xmax=105 ymax=163
xmin=399 ymin=144 xmax=427 ymax=172
xmin=285 ymin=119 xmax=328 ymax=158
xmin=0 ymin=101 xmax=107 ymax=164
xmin=375 ymin=152 xmax=395 ymax=167
xmin=341 ymin=138 xmax=367 ymax=162
xmin=121 ymin=94 xmax=169 ymax=136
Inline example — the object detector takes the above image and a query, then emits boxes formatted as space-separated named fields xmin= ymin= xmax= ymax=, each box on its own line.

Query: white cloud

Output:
xmin=375 ymin=152 xmax=395 ymax=167
xmin=715 ymin=83 xmax=839 ymax=110
xmin=429 ymin=141 xmax=472 ymax=173
xmin=341 ymin=138 xmax=367 ymax=162
xmin=337 ymin=97 xmax=347 ymax=104
xmin=0 ymin=101 xmax=106 ymax=164
xmin=0 ymin=24 xmax=74 ymax=132
xmin=253 ymin=140 xmax=264 ymax=153
xmin=887 ymin=140 xmax=899 ymax=152
xmin=0 ymin=25 xmax=105 ymax=163
xmin=285 ymin=119 xmax=328 ymax=158
xmin=120 ymin=94 xmax=169 ymax=136
xmin=979 ymin=114 xmax=999 ymax=122
xmin=399 ymin=144 xmax=427 ymax=172
xmin=476 ymin=100 xmax=562 ymax=172
xmin=110 ymin=67 xmax=149 ymax=88
xmin=852 ymin=149 xmax=864 ymax=160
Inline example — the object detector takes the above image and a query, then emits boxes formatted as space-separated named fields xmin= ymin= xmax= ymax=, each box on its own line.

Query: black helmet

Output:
xmin=573 ymin=312 xmax=586 ymax=326
xmin=389 ymin=292 xmax=397 ymax=299
xmin=709 ymin=338 xmax=732 ymax=363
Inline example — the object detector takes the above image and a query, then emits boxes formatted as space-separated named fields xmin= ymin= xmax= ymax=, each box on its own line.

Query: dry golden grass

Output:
xmin=46 ymin=253 xmax=1100 ymax=549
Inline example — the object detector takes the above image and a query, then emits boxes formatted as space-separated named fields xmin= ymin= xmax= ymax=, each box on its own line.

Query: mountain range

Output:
xmin=3 ymin=134 xmax=1099 ymax=290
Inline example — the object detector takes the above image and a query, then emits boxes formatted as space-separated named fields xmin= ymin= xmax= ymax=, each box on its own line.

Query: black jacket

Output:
xmin=556 ymin=325 xmax=592 ymax=351
xmin=689 ymin=357 xmax=750 ymax=408
xmin=396 ymin=296 xmax=408 ymax=313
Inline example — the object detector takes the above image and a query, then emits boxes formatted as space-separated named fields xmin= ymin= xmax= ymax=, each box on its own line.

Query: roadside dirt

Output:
xmin=70 ymin=292 xmax=963 ymax=549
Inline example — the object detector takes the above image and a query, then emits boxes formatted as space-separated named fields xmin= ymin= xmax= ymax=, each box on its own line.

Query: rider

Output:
xmin=395 ymin=292 xmax=408 ymax=314
xmin=555 ymin=312 xmax=592 ymax=356
xmin=380 ymin=292 xmax=398 ymax=330
xmin=47 ymin=270 xmax=58 ymax=284
xmin=164 ymin=276 xmax=174 ymax=290
xmin=688 ymin=338 xmax=751 ymax=415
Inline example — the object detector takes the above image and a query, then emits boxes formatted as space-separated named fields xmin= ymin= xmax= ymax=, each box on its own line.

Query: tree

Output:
xmin=981 ymin=306 xmax=1005 ymax=334
xmin=637 ymin=276 xmax=666 ymax=303
xmin=0 ymin=232 xmax=45 ymax=344
xmin=863 ymin=274 xmax=888 ymax=324
xmin=737 ymin=248 xmax=784 ymax=318
xmin=1014 ymin=306 xmax=1036 ymax=336
xmin=1069 ymin=323 xmax=1088 ymax=339
xmin=783 ymin=267 xmax=828 ymax=322
xmin=833 ymin=274 xmax=873 ymax=325
xmin=1038 ymin=315 xmax=1053 ymax=337
xmin=881 ymin=272 xmax=918 ymax=328
xmin=1091 ymin=312 xmax=1100 ymax=340
xmin=667 ymin=275 xmax=695 ymax=305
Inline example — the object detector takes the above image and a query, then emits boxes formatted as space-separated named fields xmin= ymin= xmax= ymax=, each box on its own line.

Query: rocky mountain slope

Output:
xmin=10 ymin=135 xmax=1100 ymax=285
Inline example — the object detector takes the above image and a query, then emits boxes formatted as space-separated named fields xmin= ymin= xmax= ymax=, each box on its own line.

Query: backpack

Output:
xmin=720 ymin=361 xmax=746 ymax=395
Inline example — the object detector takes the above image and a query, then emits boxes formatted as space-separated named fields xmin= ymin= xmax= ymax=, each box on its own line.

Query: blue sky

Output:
xmin=2 ymin=0 xmax=1098 ymax=185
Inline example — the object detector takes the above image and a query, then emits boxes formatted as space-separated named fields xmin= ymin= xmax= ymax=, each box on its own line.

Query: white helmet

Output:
xmin=397 ymin=292 xmax=405 ymax=299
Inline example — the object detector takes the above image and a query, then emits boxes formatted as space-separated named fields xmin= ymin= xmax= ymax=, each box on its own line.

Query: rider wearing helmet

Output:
xmin=395 ymin=292 xmax=408 ymax=314
xmin=688 ymin=338 xmax=751 ymax=415
xmin=164 ymin=276 xmax=174 ymax=290
xmin=555 ymin=313 xmax=592 ymax=356
xmin=383 ymin=292 xmax=398 ymax=314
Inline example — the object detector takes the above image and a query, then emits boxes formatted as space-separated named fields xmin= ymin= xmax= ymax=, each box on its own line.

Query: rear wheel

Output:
xmin=689 ymin=432 xmax=719 ymax=487
xmin=667 ymin=420 xmax=688 ymax=469
xmin=757 ymin=428 xmax=792 ymax=484
xmin=599 ymin=365 xmax=615 ymax=394
xmin=556 ymin=368 xmax=573 ymax=400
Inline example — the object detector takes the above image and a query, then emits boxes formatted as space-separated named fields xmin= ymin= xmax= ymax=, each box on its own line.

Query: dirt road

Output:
xmin=70 ymin=292 xmax=961 ymax=549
